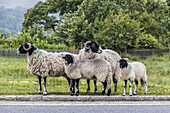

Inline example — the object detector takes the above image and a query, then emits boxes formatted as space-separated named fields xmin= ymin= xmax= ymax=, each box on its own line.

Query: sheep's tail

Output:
xmin=140 ymin=79 xmax=145 ymax=88
xmin=140 ymin=64 xmax=147 ymax=88
xmin=106 ymin=64 xmax=113 ymax=90
xmin=113 ymin=60 xmax=121 ymax=82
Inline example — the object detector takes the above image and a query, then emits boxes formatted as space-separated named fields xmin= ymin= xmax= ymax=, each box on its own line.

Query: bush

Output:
xmin=135 ymin=34 xmax=164 ymax=49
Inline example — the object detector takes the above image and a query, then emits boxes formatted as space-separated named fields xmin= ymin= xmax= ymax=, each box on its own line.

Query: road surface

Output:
xmin=0 ymin=101 xmax=170 ymax=113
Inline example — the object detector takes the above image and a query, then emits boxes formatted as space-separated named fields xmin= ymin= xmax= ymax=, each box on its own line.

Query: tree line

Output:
xmin=0 ymin=0 xmax=169 ymax=52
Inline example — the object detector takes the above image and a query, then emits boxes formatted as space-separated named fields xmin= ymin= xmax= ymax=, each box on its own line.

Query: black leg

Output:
xmin=93 ymin=80 xmax=98 ymax=93
xmin=123 ymin=80 xmax=127 ymax=96
xmin=107 ymin=88 xmax=111 ymax=96
xmin=43 ymin=77 xmax=47 ymax=95
xmin=86 ymin=79 xmax=90 ymax=93
xmin=66 ymin=76 xmax=72 ymax=92
xmin=144 ymin=81 xmax=147 ymax=95
xmin=101 ymin=81 xmax=107 ymax=95
xmin=75 ymin=79 xmax=80 ymax=96
xmin=114 ymin=81 xmax=117 ymax=92
xmin=133 ymin=80 xmax=138 ymax=95
xmin=129 ymin=80 xmax=133 ymax=96
xmin=71 ymin=79 xmax=75 ymax=96
xmin=38 ymin=76 xmax=42 ymax=94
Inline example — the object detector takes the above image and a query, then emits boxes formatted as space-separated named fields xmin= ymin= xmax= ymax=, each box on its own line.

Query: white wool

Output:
xmin=64 ymin=59 xmax=113 ymax=90
xmin=121 ymin=62 xmax=147 ymax=83
xmin=78 ymin=49 xmax=121 ymax=82
xmin=27 ymin=49 xmax=75 ymax=78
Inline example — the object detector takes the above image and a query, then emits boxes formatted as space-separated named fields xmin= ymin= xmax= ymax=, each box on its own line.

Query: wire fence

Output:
xmin=0 ymin=49 xmax=169 ymax=58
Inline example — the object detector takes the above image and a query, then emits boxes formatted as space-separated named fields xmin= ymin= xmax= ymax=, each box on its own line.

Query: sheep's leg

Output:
xmin=94 ymin=80 xmax=98 ymax=93
xmin=66 ymin=76 xmax=72 ymax=92
xmin=123 ymin=80 xmax=127 ymax=96
xmin=144 ymin=81 xmax=147 ymax=94
xmin=101 ymin=81 xmax=107 ymax=95
xmin=129 ymin=80 xmax=133 ymax=96
xmin=133 ymin=80 xmax=138 ymax=95
xmin=114 ymin=81 xmax=117 ymax=92
xmin=38 ymin=76 xmax=42 ymax=94
xmin=71 ymin=79 xmax=75 ymax=96
xmin=43 ymin=77 xmax=47 ymax=95
xmin=75 ymin=79 xmax=80 ymax=96
xmin=86 ymin=79 xmax=90 ymax=93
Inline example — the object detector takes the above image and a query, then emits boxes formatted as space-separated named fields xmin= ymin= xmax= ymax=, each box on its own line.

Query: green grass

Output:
xmin=0 ymin=53 xmax=170 ymax=95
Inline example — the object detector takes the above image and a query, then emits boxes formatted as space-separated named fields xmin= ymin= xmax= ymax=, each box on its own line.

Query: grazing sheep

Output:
xmin=118 ymin=58 xmax=147 ymax=96
xmin=62 ymin=54 xmax=113 ymax=96
xmin=78 ymin=41 xmax=121 ymax=93
xmin=16 ymin=43 xmax=75 ymax=95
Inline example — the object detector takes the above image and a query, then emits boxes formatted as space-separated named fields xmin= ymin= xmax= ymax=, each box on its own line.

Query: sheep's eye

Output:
xmin=92 ymin=43 xmax=95 ymax=47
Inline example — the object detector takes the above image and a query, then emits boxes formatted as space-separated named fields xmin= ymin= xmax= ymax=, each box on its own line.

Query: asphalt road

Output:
xmin=0 ymin=101 xmax=170 ymax=113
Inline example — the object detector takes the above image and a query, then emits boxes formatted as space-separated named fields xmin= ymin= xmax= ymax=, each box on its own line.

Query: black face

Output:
xmin=119 ymin=59 xmax=128 ymax=69
xmin=16 ymin=43 xmax=37 ymax=56
xmin=62 ymin=54 xmax=74 ymax=65
xmin=85 ymin=41 xmax=102 ymax=54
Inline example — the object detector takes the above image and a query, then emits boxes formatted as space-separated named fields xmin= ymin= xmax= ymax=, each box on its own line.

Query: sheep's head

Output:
xmin=16 ymin=43 xmax=37 ymax=56
xmin=84 ymin=41 xmax=102 ymax=54
xmin=118 ymin=58 xmax=129 ymax=69
xmin=62 ymin=54 xmax=74 ymax=65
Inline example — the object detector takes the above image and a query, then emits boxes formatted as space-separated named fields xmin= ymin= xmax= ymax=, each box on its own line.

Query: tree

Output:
xmin=56 ymin=0 xmax=120 ymax=48
xmin=22 ymin=1 xmax=59 ymax=32
xmin=22 ymin=0 xmax=84 ymax=32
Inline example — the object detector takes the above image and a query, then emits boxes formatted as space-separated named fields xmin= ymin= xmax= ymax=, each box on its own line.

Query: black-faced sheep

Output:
xmin=62 ymin=54 xmax=113 ymax=96
xmin=16 ymin=43 xmax=75 ymax=95
xmin=78 ymin=41 xmax=121 ymax=93
xmin=118 ymin=58 xmax=147 ymax=96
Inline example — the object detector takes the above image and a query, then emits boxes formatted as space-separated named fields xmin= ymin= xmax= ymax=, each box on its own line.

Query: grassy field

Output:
xmin=0 ymin=53 xmax=170 ymax=95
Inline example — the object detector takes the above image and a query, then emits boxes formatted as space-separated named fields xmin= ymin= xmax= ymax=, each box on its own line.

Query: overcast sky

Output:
xmin=0 ymin=0 xmax=46 ymax=9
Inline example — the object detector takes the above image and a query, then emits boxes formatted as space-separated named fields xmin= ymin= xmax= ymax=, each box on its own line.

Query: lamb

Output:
xmin=78 ymin=41 xmax=121 ymax=93
xmin=62 ymin=54 xmax=113 ymax=96
xmin=16 ymin=43 xmax=76 ymax=95
xmin=118 ymin=58 xmax=147 ymax=96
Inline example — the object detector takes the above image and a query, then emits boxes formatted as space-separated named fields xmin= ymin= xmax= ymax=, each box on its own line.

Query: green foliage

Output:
xmin=135 ymin=34 xmax=164 ymax=49
xmin=56 ymin=0 xmax=120 ymax=48
xmin=0 ymin=24 xmax=68 ymax=50
xmin=94 ymin=10 xmax=142 ymax=51
xmin=1 ymin=0 xmax=169 ymax=51
xmin=22 ymin=1 xmax=58 ymax=32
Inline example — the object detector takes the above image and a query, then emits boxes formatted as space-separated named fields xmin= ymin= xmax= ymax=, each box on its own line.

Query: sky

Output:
xmin=0 ymin=0 xmax=46 ymax=9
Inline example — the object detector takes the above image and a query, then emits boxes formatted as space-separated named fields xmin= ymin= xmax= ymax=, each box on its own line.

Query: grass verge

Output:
xmin=0 ymin=53 xmax=169 ymax=95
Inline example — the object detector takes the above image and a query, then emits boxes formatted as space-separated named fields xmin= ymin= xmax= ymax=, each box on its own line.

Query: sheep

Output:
xmin=16 ymin=43 xmax=76 ymax=95
xmin=78 ymin=41 xmax=121 ymax=93
xmin=62 ymin=54 xmax=113 ymax=96
xmin=118 ymin=58 xmax=147 ymax=96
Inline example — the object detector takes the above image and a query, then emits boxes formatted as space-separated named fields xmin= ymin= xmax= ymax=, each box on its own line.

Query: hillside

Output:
xmin=0 ymin=0 xmax=46 ymax=37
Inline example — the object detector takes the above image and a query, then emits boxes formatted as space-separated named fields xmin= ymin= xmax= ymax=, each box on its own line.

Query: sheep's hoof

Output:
xmin=71 ymin=93 xmax=74 ymax=96
xmin=76 ymin=93 xmax=79 ymax=96
xmin=43 ymin=92 xmax=47 ymax=95
xmin=38 ymin=91 xmax=41 ymax=94
xmin=129 ymin=93 xmax=132 ymax=96
xmin=86 ymin=89 xmax=90 ymax=93
xmin=101 ymin=91 xmax=105 ymax=95
xmin=123 ymin=94 xmax=125 ymax=96
xmin=144 ymin=92 xmax=147 ymax=95
xmin=94 ymin=89 xmax=98 ymax=93
xmin=133 ymin=93 xmax=137 ymax=95
xmin=107 ymin=89 xmax=111 ymax=96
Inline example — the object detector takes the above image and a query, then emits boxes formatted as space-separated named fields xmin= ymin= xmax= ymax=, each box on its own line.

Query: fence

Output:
xmin=0 ymin=49 xmax=169 ymax=58
xmin=0 ymin=49 xmax=79 ymax=57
